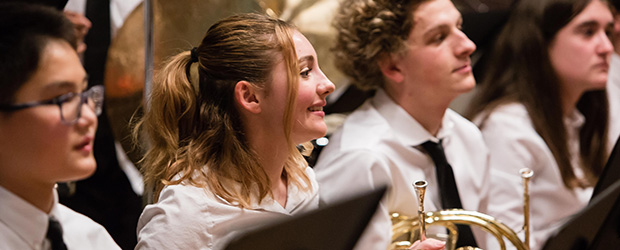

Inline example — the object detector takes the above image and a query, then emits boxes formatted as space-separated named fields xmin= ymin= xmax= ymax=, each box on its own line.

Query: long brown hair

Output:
xmin=134 ymin=13 xmax=311 ymax=207
xmin=466 ymin=0 xmax=609 ymax=188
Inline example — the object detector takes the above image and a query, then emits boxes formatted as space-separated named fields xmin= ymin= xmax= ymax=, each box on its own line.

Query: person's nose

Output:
xmin=317 ymin=70 xmax=335 ymax=99
xmin=75 ymin=98 xmax=98 ymax=131
xmin=454 ymin=29 xmax=476 ymax=58
xmin=596 ymin=29 xmax=614 ymax=56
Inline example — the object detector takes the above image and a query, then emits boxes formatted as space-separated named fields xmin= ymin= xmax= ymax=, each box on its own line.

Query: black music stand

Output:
xmin=541 ymin=180 xmax=620 ymax=250
xmin=590 ymin=135 xmax=620 ymax=200
xmin=224 ymin=186 xmax=387 ymax=250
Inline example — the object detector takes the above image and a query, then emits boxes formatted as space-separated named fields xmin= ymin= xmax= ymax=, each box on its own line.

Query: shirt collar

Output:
xmin=371 ymin=89 xmax=454 ymax=146
xmin=0 ymin=185 xmax=54 ymax=249
xmin=564 ymin=108 xmax=585 ymax=131
xmin=210 ymin=168 xmax=317 ymax=214
xmin=612 ymin=53 xmax=620 ymax=72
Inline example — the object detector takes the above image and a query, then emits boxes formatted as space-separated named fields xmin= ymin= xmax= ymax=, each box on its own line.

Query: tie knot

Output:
xmin=420 ymin=140 xmax=448 ymax=166
xmin=47 ymin=217 xmax=67 ymax=250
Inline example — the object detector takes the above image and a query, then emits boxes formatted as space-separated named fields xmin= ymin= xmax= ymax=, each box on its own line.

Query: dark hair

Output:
xmin=0 ymin=3 xmax=77 ymax=105
xmin=611 ymin=0 xmax=620 ymax=10
xmin=135 ymin=13 xmax=311 ymax=206
xmin=331 ymin=0 xmax=429 ymax=90
xmin=467 ymin=0 xmax=609 ymax=188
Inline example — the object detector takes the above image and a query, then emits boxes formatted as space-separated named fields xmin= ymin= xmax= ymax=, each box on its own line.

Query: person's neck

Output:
xmin=560 ymin=82 xmax=585 ymax=117
xmin=384 ymin=88 xmax=450 ymax=136
xmin=245 ymin=126 xmax=289 ymax=207
xmin=0 ymin=177 xmax=55 ymax=213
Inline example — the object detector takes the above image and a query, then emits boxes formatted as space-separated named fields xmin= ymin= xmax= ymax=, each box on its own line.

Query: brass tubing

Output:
xmin=519 ymin=168 xmax=534 ymax=250
xmin=413 ymin=180 xmax=428 ymax=242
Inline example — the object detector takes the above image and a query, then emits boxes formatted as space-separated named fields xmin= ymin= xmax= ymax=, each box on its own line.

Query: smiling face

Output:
xmin=0 ymin=40 xmax=97 ymax=188
xmin=263 ymin=31 xmax=335 ymax=145
xmin=290 ymin=31 xmax=335 ymax=143
xmin=548 ymin=0 xmax=613 ymax=97
xmin=390 ymin=0 xmax=476 ymax=104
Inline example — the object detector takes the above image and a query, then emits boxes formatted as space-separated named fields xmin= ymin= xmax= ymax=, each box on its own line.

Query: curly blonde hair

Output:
xmin=332 ymin=0 xmax=428 ymax=90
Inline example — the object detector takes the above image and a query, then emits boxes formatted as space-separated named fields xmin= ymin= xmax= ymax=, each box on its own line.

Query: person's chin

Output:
xmin=587 ymin=76 xmax=608 ymax=90
xmin=454 ymin=77 xmax=476 ymax=93
xmin=69 ymin=158 xmax=97 ymax=181
xmin=295 ymin=127 xmax=326 ymax=144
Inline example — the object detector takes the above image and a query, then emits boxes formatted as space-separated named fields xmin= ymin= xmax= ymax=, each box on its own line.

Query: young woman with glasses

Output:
xmin=0 ymin=3 xmax=119 ymax=249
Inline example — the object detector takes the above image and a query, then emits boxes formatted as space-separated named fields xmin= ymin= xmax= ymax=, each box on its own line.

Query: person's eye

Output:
xmin=300 ymin=67 xmax=312 ymax=78
xmin=582 ymin=27 xmax=595 ymax=37
xmin=54 ymin=92 xmax=78 ymax=104
xmin=430 ymin=32 xmax=447 ymax=44
xmin=605 ymin=26 xmax=613 ymax=39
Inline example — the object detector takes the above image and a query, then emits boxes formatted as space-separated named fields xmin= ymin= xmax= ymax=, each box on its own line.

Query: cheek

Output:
xmin=295 ymin=83 xmax=315 ymax=111
xmin=0 ymin=113 xmax=70 ymax=171
xmin=406 ymin=52 xmax=443 ymax=83
xmin=550 ymin=40 xmax=588 ymax=74
xmin=25 ymin=119 xmax=70 ymax=160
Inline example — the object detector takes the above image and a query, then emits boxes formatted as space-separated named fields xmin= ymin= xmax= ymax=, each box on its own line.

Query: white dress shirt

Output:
xmin=314 ymin=89 xmax=490 ymax=250
xmin=607 ymin=53 xmax=620 ymax=150
xmin=475 ymin=103 xmax=592 ymax=250
xmin=135 ymin=166 xmax=319 ymax=250
xmin=0 ymin=185 xmax=120 ymax=250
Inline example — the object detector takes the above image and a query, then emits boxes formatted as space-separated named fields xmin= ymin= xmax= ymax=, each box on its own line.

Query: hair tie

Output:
xmin=190 ymin=47 xmax=199 ymax=63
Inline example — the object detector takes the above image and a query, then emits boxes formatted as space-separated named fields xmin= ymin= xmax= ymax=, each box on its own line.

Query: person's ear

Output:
xmin=234 ymin=80 xmax=262 ymax=114
xmin=377 ymin=52 xmax=404 ymax=84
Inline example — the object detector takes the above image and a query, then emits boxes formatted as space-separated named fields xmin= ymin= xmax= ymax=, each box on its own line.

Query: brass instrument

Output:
xmin=391 ymin=168 xmax=534 ymax=250
xmin=519 ymin=168 xmax=533 ymax=248
xmin=414 ymin=180 xmax=428 ymax=242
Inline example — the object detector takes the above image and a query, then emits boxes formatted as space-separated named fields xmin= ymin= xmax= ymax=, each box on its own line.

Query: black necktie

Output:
xmin=46 ymin=217 xmax=68 ymax=250
xmin=420 ymin=140 xmax=478 ymax=248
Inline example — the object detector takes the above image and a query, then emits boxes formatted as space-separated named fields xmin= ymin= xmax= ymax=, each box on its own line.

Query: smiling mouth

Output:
xmin=308 ymin=106 xmax=323 ymax=112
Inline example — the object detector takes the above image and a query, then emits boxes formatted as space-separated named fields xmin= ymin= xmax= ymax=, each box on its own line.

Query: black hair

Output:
xmin=0 ymin=2 xmax=77 ymax=105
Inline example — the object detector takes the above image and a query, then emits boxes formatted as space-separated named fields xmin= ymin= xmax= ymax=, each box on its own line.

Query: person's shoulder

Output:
xmin=484 ymin=102 xmax=531 ymax=124
xmin=331 ymin=103 xmax=394 ymax=152
xmin=136 ymin=184 xmax=217 ymax=249
xmin=446 ymin=109 xmax=482 ymax=132
xmin=56 ymin=204 xmax=121 ymax=250
xmin=445 ymin=109 xmax=486 ymax=143
xmin=316 ymin=119 xmax=394 ymax=171
xmin=147 ymin=184 xmax=216 ymax=216
xmin=56 ymin=203 xmax=106 ymax=230
xmin=477 ymin=102 xmax=537 ymax=136
xmin=475 ymin=103 xmax=547 ymax=157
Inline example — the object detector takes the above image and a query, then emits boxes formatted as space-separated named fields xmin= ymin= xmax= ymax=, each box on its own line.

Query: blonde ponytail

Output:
xmin=134 ymin=51 xmax=198 ymax=199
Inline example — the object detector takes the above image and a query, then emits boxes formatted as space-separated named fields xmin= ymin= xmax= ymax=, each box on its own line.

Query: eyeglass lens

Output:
xmin=60 ymin=85 xmax=104 ymax=124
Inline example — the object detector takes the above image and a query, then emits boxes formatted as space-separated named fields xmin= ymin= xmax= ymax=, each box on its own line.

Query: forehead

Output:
xmin=292 ymin=31 xmax=317 ymax=59
xmin=410 ymin=0 xmax=460 ymax=34
xmin=566 ymin=0 xmax=612 ymax=27
xmin=16 ymin=40 xmax=86 ymax=99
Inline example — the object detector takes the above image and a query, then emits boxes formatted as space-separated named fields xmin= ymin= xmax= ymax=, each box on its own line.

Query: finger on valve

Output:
xmin=408 ymin=238 xmax=446 ymax=250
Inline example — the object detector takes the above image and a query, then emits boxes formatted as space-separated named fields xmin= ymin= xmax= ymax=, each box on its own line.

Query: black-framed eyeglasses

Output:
xmin=0 ymin=85 xmax=104 ymax=125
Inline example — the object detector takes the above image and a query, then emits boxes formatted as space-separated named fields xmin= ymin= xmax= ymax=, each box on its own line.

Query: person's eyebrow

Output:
xmin=298 ymin=55 xmax=315 ymax=66
xmin=43 ymin=75 xmax=89 ymax=92
xmin=423 ymin=24 xmax=449 ymax=36
xmin=575 ymin=20 xmax=604 ymax=30
xmin=422 ymin=16 xmax=462 ymax=39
